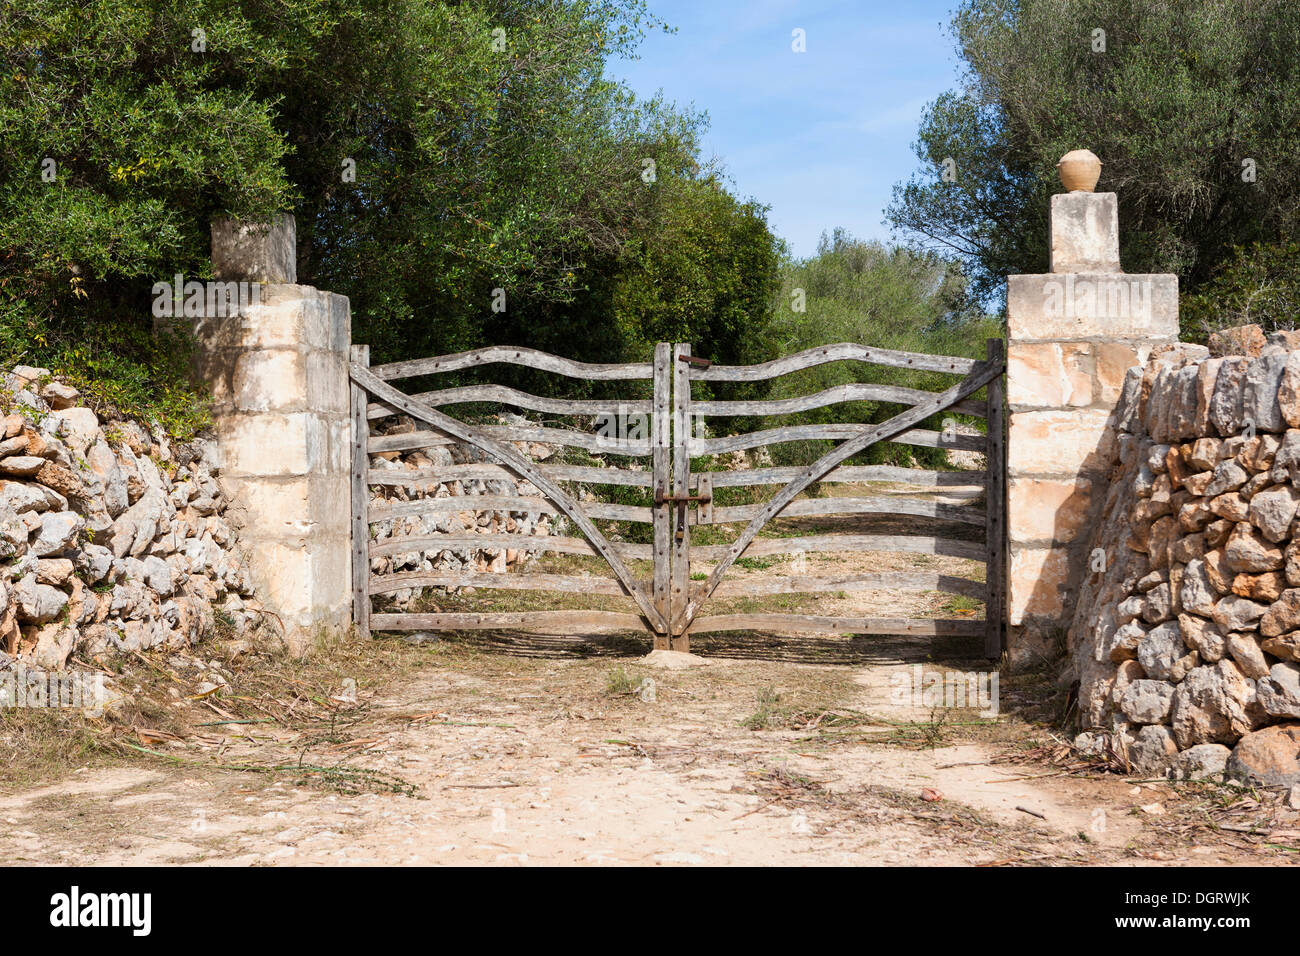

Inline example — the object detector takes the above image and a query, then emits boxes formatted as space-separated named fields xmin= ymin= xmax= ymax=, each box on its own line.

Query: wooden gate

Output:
xmin=348 ymin=339 xmax=1006 ymax=657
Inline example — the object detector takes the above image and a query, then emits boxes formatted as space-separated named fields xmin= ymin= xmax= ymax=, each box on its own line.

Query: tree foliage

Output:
xmin=887 ymin=0 xmax=1300 ymax=316
xmin=759 ymin=230 xmax=997 ymax=468
xmin=0 ymin=0 xmax=781 ymax=425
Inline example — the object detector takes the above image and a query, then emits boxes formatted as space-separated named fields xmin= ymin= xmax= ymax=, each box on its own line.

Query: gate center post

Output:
xmin=670 ymin=343 xmax=694 ymax=651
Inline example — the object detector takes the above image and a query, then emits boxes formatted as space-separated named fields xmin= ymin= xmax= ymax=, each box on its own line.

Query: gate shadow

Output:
xmin=398 ymin=629 xmax=988 ymax=667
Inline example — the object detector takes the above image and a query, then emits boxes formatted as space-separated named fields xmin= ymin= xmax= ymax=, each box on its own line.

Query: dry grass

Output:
xmin=0 ymin=626 xmax=443 ymax=795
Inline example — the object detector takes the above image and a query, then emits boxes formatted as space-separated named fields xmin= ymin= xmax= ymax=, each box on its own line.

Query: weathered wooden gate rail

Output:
xmin=349 ymin=339 xmax=1007 ymax=657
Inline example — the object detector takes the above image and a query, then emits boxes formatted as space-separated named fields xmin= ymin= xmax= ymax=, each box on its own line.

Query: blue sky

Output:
xmin=609 ymin=0 xmax=964 ymax=259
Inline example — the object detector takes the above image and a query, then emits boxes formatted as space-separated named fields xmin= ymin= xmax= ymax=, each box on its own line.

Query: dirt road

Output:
xmin=0 ymin=629 xmax=1289 ymax=866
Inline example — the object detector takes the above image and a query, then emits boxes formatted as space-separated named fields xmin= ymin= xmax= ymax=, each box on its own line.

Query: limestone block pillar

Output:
xmin=187 ymin=216 xmax=353 ymax=649
xmin=1006 ymin=170 xmax=1179 ymax=657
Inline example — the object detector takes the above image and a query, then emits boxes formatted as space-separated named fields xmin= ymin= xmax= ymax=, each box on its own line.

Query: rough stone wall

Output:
xmin=366 ymin=415 xmax=560 ymax=611
xmin=1068 ymin=334 xmax=1300 ymax=786
xmin=0 ymin=366 xmax=262 ymax=674
xmin=1006 ymin=192 xmax=1179 ymax=658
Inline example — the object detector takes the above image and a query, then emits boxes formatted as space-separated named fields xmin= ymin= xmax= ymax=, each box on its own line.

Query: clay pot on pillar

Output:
xmin=1057 ymin=149 xmax=1102 ymax=192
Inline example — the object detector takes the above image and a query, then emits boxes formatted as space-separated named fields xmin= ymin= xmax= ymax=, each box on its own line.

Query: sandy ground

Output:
xmin=0 ymin=631 xmax=1288 ymax=867
xmin=2 ymin=483 xmax=1295 ymax=866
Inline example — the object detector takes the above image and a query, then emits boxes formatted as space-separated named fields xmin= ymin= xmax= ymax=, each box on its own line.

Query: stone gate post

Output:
xmin=1005 ymin=153 xmax=1180 ymax=662
xmin=184 ymin=216 xmax=353 ymax=650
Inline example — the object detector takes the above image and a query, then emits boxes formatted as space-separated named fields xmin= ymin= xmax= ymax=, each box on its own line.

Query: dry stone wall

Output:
xmin=0 ymin=366 xmax=262 ymax=676
xmin=366 ymin=415 xmax=561 ymax=612
xmin=1069 ymin=333 xmax=1300 ymax=786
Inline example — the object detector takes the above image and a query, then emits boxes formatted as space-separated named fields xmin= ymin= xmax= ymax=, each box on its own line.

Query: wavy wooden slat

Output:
xmin=369 ymin=533 xmax=654 ymax=561
xmin=689 ymin=424 xmax=984 ymax=457
xmin=370 ymin=423 xmax=650 ymax=457
xmin=369 ymin=431 xmax=454 ymax=452
xmin=368 ymin=384 xmax=650 ymax=420
xmin=704 ymin=496 xmax=985 ymax=526
xmin=351 ymin=365 xmax=666 ymax=631
xmin=369 ymin=571 xmax=635 ymax=596
xmin=481 ymin=424 xmax=651 ymax=456
xmin=711 ymin=572 xmax=985 ymax=599
xmin=686 ymin=615 xmax=984 ymax=636
xmin=699 ymin=465 xmax=985 ymax=488
xmin=369 ymin=346 xmax=653 ymax=382
xmin=693 ymin=383 xmax=985 ymax=418
xmin=691 ymin=343 xmax=976 ymax=381
xmin=687 ymin=534 xmax=985 ymax=562
xmin=369 ymin=494 xmax=653 ymax=524
xmin=368 ymin=570 xmax=983 ymax=601
xmin=371 ymin=611 xmax=648 ymax=633
xmin=367 ymin=462 xmax=656 ymax=488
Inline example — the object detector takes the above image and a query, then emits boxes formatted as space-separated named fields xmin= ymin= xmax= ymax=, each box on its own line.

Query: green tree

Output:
xmin=0 ymin=1 xmax=780 ymax=425
xmin=887 ymin=0 xmax=1300 ymax=318
xmin=609 ymin=171 xmax=783 ymax=366
xmin=759 ymin=230 xmax=997 ymax=468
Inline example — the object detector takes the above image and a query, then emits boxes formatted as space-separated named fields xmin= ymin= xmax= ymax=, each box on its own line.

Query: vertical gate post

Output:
xmin=984 ymin=337 xmax=1006 ymax=658
xmin=182 ymin=215 xmax=353 ymax=653
xmin=1005 ymin=161 xmax=1179 ymax=663
xmin=652 ymin=343 xmax=672 ymax=649
xmin=670 ymin=343 xmax=693 ymax=652
xmin=350 ymin=344 xmax=371 ymax=639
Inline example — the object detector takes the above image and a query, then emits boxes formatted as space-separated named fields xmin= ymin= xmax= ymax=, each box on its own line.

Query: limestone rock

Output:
xmin=1170 ymin=659 xmax=1257 ymax=748
xmin=39 ymin=381 xmax=79 ymax=409
xmin=1244 ymin=351 xmax=1288 ymax=433
xmin=1230 ymin=570 xmax=1286 ymax=602
xmin=1261 ymin=588 xmax=1300 ymax=637
xmin=1119 ymin=679 xmax=1175 ymax=724
xmin=1257 ymin=662 xmax=1300 ymax=719
xmin=1203 ymin=549 xmax=1233 ymax=593
xmin=1275 ymin=429 xmax=1300 ymax=482
xmin=1261 ymin=631 xmax=1300 ymax=662
xmin=1208 ymin=325 xmax=1266 ymax=359
xmin=1185 ymin=437 xmax=1223 ymax=472
xmin=1249 ymin=484 xmax=1300 ymax=542
xmin=1208 ymin=492 xmax=1249 ymax=522
xmin=13 ymin=574 xmax=68 ymax=624
xmin=1224 ymin=524 xmax=1283 ymax=573
xmin=35 ymin=558 xmax=74 ymax=587
xmin=1211 ymin=594 xmax=1268 ymax=634
xmin=1137 ymin=620 xmax=1197 ymax=682
xmin=1279 ymin=353 xmax=1300 ymax=427
xmin=0 ymin=455 xmax=45 ymax=477
xmin=31 ymin=625 xmax=75 ymax=671
xmin=1140 ymin=583 xmax=1173 ymax=624
xmin=1203 ymin=460 xmax=1248 ymax=498
xmin=1179 ymin=613 xmax=1225 ymax=662
xmin=30 ymin=510 xmax=84 ymax=557
xmin=1179 ymin=559 xmax=1217 ymax=616
xmin=1226 ymin=724 xmax=1300 ymax=787
xmin=1171 ymin=743 xmax=1232 ymax=780
xmin=1108 ymin=620 xmax=1147 ymax=662
xmin=1129 ymin=724 xmax=1179 ymax=773
xmin=1209 ymin=357 xmax=1250 ymax=435
xmin=1226 ymin=633 xmax=1270 ymax=679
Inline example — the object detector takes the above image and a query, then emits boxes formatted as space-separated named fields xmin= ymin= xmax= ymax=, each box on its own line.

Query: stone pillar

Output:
xmin=1006 ymin=176 xmax=1179 ymax=660
xmin=189 ymin=216 xmax=353 ymax=650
